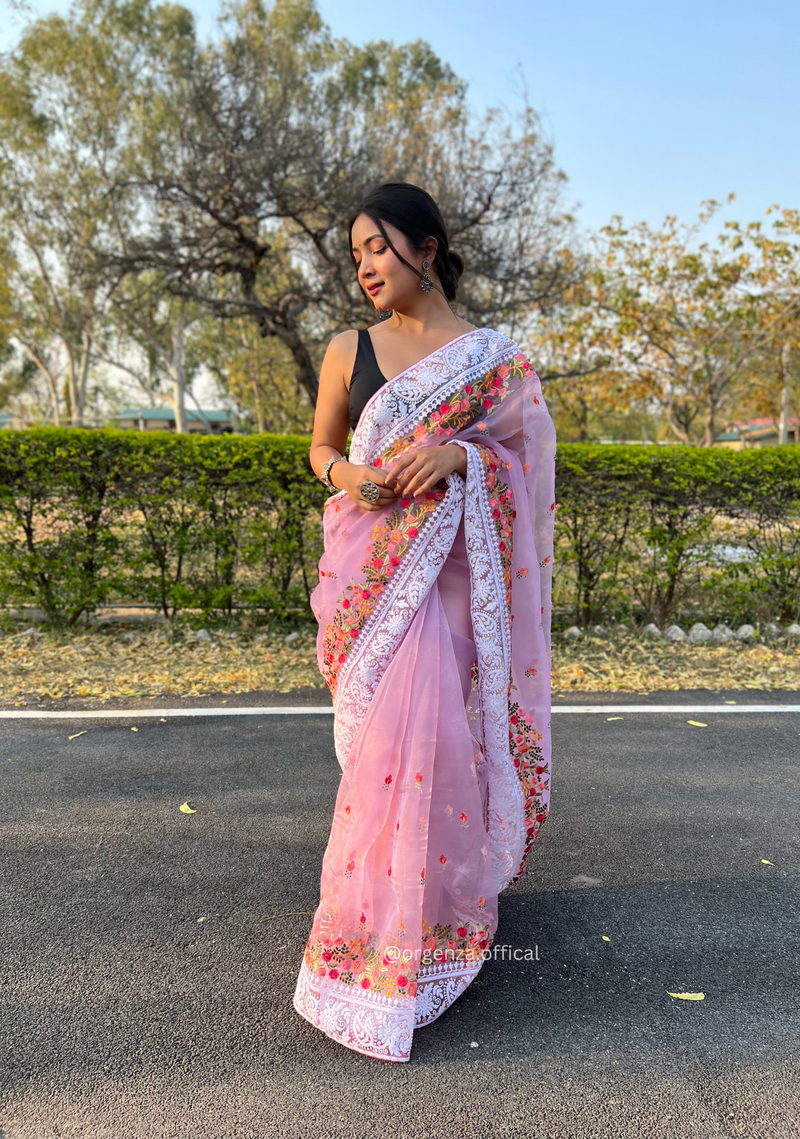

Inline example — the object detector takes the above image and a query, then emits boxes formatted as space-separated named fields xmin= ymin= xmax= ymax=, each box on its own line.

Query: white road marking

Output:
xmin=0 ymin=703 xmax=798 ymax=719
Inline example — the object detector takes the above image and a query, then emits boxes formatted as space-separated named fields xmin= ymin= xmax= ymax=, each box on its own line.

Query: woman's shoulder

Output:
xmin=326 ymin=328 xmax=360 ymax=356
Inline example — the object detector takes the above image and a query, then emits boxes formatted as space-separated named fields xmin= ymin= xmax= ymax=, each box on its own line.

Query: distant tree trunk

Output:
xmin=252 ymin=378 xmax=265 ymax=433
xmin=169 ymin=313 xmax=188 ymax=434
xmin=779 ymin=340 xmax=792 ymax=445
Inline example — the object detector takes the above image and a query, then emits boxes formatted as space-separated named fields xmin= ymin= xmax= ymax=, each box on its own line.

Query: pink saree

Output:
xmin=293 ymin=327 xmax=556 ymax=1061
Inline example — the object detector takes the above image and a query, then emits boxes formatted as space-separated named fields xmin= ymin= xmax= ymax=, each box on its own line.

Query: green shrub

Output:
xmin=1 ymin=430 xmax=799 ymax=631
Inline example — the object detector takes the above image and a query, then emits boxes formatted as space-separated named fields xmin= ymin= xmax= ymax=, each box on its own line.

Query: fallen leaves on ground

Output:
xmin=551 ymin=634 xmax=800 ymax=692
xmin=0 ymin=626 xmax=798 ymax=705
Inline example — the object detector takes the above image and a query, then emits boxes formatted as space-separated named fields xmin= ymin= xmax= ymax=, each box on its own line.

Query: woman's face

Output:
xmin=350 ymin=213 xmax=430 ymax=312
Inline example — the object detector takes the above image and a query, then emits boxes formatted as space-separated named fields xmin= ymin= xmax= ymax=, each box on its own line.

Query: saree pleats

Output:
xmin=293 ymin=328 xmax=556 ymax=1061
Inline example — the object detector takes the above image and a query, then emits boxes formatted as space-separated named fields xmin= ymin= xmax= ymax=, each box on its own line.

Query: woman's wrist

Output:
xmin=441 ymin=442 xmax=468 ymax=478
xmin=329 ymin=458 xmax=351 ymax=489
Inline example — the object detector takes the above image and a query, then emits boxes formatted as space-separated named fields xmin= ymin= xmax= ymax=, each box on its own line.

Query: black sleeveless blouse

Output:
xmin=349 ymin=328 xmax=388 ymax=431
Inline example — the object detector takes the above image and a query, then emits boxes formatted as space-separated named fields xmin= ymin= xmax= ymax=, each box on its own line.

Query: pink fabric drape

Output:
xmin=293 ymin=328 xmax=556 ymax=1061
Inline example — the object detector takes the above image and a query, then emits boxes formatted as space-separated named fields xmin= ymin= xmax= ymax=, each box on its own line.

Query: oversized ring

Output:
xmin=360 ymin=479 xmax=380 ymax=503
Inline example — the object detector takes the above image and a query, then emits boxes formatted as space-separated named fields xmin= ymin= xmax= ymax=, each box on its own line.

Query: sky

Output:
xmin=2 ymin=0 xmax=798 ymax=237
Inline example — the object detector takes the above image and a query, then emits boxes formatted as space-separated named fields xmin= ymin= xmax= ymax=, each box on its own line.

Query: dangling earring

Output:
xmin=420 ymin=260 xmax=434 ymax=293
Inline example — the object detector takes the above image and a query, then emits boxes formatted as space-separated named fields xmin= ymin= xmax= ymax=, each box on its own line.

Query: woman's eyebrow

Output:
xmin=351 ymin=233 xmax=384 ymax=254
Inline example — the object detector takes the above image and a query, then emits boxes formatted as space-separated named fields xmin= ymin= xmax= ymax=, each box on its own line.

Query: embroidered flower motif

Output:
xmin=507 ymin=700 xmax=551 ymax=883
xmin=379 ymin=356 xmax=531 ymax=467
xmin=476 ymin=445 xmax=515 ymax=610
xmin=321 ymin=492 xmax=446 ymax=695
xmin=418 ymin=917 xmax=494 ymax=965
xmin=459 ymin=811 xmax=469 ymax=826
xmin=515 ymin=567 xmax=529 ymax=578
xmin=345 ymin=859 xmax=355 ymax=877
xmin=439 ymin=853 xmax=447 ymax=866
xmin=414 ymin=771 xmax=423 ymax=789
xmin=384 ymin=773 xmax=393 ymax=788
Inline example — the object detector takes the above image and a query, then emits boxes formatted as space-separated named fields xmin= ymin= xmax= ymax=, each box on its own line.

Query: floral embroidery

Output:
xmin=419 ymin=916 xmax=493 ymax=965
xmin=321 ymin=488 xmax=446 ymax=694
xmin=379 ymin=354 xmax=534 ymax=466
xmin=476 ymin=445 xmax=515 ymax=609
xmin=506 ymin=700 xmax=551 ymax=883
xmin=305 ymin=934 xmax=418 ymax=999
xmin=304 ymin=913 xmax=494 ymax=1000
xmin=459 ymin=811 xmax=469 ymax=826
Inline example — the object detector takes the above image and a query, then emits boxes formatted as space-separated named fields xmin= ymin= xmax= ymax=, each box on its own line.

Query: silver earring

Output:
xmin=420 ymin=260 xmax=434 ymax=293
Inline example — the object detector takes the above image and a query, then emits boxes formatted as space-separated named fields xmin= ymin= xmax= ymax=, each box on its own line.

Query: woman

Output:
xmin=293 ymin=182 xmax=556 ymax=1062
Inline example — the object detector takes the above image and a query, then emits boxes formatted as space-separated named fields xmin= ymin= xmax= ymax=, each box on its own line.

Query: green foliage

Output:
xmin=0 ymin=428 xmax=327 ymax=628
xmin=1 ymin=432 xmax=799 ymax=631
xmin=554 ymin=444 xmax=800 ymax=626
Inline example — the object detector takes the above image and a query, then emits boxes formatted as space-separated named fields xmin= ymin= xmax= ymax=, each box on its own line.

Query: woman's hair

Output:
xmin=348 ymin=182 xmax=464 ymax=302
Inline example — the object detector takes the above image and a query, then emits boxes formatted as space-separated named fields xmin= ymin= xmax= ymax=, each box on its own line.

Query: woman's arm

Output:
xmin=309 ymin=331 xmax=357 ymax=489
xmin=309 ymin=332 xmax=399 ymax=510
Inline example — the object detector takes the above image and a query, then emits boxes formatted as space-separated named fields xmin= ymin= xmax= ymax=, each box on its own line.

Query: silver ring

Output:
xmin=360 ymin=479 xmax=380 ymax=503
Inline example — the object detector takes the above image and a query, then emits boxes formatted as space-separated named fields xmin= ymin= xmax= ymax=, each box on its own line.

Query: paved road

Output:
xmin=1 ymin=689 xmax=798 ymax=1139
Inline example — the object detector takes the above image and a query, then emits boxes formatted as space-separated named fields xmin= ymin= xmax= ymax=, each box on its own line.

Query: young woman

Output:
xmin=293 ymin=182 xmax=556 ymax=1062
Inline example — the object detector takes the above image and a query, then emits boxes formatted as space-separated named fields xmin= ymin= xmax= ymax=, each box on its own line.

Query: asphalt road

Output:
xmin=1 ymin=689 xmax=798 ymax=1139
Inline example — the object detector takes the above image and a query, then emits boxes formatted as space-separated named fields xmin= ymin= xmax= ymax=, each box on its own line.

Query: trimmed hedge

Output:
xmin=1 ymin=429 xmax=799 ymax=629
xmin=0 ymin=428 xmax=327 ymax=627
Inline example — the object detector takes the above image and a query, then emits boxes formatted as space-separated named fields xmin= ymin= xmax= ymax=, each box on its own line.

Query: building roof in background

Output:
xmin=715 ymin=416 xmax=799 ymax=442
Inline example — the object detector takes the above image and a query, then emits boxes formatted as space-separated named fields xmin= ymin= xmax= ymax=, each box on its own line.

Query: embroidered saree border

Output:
xmin=293 ymin=953 xmax=485 ymax=1062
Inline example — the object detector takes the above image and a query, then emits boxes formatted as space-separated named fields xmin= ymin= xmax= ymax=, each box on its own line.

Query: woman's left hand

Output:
xmin=384 ymin=444 xmax=467 ymax=498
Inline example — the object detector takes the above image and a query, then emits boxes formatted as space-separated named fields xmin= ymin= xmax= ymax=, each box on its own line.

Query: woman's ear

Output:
xmin=422 ymin=236 xmax=439 ymax=265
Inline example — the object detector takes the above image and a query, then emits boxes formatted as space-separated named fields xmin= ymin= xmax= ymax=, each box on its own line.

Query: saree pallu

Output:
xmin=293 ymin=327 xmax=556 ymax=1061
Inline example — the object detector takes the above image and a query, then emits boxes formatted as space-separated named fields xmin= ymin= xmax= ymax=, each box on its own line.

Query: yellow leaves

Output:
xmin=0 ymin=626 xmax=325 ymax=701
xmin=667 ymin=991 xmax=705 ymax=1001
xmin=606 ymin=716 xmax=623 ymax=721
xmin=554 ymin=633 xmax=800 ymax=692
xmin=761 ymin=859 xmax=774 ymax=865
xmin=68 ymin=730 xmax=87 ymax=740
xmin=130 ymin=726 xmax=138 ymax=731
xmin=687 ymin=720 xmax=708 ymax=727
xmin=601 ymin=935 xmax=611 ymax=942
xmin=179 ymin=801 xmax=196 ymax=814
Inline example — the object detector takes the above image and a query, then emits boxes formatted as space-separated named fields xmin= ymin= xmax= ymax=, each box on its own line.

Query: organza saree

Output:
xmin=293 ymin=327 xmax=556 ymax=1062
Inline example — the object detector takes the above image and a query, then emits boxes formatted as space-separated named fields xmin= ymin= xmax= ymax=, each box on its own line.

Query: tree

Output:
xmin=592 ymin=200 xmax=800 ymax=445
xmin=0 ymin=0 xmax=197 ymax=426
xmin=94 ymin=0 xmax=577 ymax=407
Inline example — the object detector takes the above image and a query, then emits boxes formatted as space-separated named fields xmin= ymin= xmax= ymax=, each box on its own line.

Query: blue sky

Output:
xmin=3 ymin=0 xmax=798 ymax=236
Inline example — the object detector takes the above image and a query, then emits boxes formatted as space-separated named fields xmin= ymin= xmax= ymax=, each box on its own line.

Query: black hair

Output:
xmin=348 ymin=182 xmax=464 ymax=303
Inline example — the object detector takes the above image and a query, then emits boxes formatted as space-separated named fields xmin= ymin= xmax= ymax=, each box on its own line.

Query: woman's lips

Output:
xmin=366 ymin=282 xmax=383 ymax=295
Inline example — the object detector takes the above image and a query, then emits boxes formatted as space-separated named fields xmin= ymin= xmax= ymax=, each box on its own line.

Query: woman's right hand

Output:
xmin=339 ymin=462 xmax=399 ymax=511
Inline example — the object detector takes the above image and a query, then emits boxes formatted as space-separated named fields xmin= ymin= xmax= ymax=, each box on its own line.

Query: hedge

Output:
xmin=1 ymin=429 xmax=799 ymax=629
